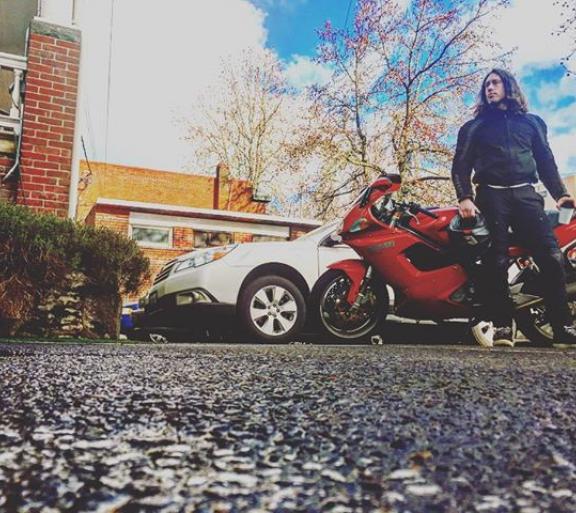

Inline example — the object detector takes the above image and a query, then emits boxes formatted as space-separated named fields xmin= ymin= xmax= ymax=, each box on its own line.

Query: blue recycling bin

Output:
xmin=121 ymin=303 xmax=139 ymax=333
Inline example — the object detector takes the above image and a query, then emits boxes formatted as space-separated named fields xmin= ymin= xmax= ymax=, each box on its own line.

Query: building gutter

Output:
xmin=94 ymin=198 xmax=323 ymax=228
xmin=67 ymin=3 xmax=83 ymax=219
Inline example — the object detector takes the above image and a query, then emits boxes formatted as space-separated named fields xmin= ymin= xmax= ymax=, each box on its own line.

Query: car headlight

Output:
xmin=174 ymin=244 xmax=238 ymax=273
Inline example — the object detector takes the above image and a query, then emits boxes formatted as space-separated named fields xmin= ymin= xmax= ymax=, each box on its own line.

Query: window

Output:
xmin=252 ymin=234 xmax=288 ymax=243
xmin=194 ymin=231 xmax=233 ymax=248
xmin=0 ymin=0 xmax=38 ymax=56
xmin=131 ymin=225 xmax=172 ymax=248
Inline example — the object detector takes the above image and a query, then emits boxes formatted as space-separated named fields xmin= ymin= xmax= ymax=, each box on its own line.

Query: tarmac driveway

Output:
xmin=0 ymin=342 xmax=575 ymax=512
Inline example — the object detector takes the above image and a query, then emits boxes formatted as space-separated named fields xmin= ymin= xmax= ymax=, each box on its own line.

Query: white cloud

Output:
xmin=550 ymin=130 xmax=576 ymax=175
xmin=76 ymin=0 xmax=268 ymax=172
xmin=285 ymin=55 xmax=332 ymax=89
xmin=536 ymin=74 xmax=576 ymax=109
xmin=490 ymin=0 xmax=572 ymax=71
xmin=529 ymin=74 xmax=576 ymax=175
xmin=548 ymin=101 xmax=576 ymax=133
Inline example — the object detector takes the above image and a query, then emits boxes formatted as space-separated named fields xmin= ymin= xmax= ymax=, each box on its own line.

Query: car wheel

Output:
xmin=149 ymin=333 xmax=170 ymax=344
xmin=239 ymin=275 xmax=306 ymax=343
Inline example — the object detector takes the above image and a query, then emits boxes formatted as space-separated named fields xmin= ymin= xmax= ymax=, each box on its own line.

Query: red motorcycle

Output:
xmin=313 ymin=174 xmax=576 ymax=347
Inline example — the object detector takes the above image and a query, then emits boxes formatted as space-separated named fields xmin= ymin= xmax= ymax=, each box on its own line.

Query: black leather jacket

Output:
xmin=451 ymin=108 xmax=568 ymax=202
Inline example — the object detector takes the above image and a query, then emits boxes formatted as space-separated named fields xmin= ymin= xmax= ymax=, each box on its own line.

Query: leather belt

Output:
xmin=486 ymin=183 xmax=531 ymax=189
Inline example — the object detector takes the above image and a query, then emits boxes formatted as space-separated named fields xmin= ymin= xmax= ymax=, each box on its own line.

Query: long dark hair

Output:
xmin=474 ymin=68 xmax=529 ymax=117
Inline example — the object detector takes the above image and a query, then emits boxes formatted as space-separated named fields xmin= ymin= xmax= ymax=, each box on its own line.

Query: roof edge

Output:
xmin=94 ymin=198 xmax=322 ymax=227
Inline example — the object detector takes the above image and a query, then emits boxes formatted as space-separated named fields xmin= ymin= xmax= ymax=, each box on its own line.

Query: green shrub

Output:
xmin=0 ymin=202 xmax=150 ymax=329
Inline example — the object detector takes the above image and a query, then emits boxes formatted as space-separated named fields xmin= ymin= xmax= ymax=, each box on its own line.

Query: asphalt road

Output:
xmin=0 ymin=340 xmax=575 ymax=512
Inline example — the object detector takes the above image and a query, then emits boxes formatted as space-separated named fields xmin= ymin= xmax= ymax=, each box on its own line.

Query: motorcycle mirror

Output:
xmin=359 ymin=186 xmax=373 ymax=207
xmin=372 ymin=174 xmax=402 ymax=192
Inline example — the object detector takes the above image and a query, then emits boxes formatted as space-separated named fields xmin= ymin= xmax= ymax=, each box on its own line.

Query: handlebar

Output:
xmin=408 ymin=202 xmax=439 ymax=219
xmin=372 ymin=197 xmax=439 ymax=226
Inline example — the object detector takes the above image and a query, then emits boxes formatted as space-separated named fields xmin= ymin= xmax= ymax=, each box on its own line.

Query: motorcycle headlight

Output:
xmin=349 ymin=217 xmax=370 ymax=233
xmin=174 ymin=244 xmax=238 ymax=273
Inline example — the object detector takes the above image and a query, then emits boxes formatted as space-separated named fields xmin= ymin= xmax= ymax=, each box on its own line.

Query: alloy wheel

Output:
xmin=249 ymin=285 xmax=298 ymax=336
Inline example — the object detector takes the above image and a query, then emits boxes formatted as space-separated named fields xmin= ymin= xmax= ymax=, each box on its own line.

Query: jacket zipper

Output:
xmin=504 ymin=112 xmax=512 ymax=178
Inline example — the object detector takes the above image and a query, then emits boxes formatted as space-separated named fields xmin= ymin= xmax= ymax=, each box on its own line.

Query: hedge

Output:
xmin=0 ymin=202 xmax=150 ymax=332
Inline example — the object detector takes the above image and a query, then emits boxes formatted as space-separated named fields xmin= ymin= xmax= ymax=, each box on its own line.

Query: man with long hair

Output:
xmin=451 ymin=68 xmax=576 ymax=347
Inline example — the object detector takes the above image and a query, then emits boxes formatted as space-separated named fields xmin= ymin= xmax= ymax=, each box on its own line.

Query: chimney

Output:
xmin=214 ymin=162 xmax=230 ymax=209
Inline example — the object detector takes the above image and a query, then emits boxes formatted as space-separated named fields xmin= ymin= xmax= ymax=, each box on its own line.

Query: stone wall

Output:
xmin=2 ymin=272 xmax=121 ymax=339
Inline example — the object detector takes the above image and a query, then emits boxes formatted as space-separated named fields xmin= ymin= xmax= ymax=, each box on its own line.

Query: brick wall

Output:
xmin=290 ymin=229 xmax=308 ymax=240
xmin=77 ymin=161 xmax=267 ymax=221
xmin=174 ymin=227 xmax=194 ymax=249
xmin=90 ymin=204 xmax=130 ymax=235
xmin=17 ymin=20 xmax=80 ymax=217
xmin=234 ymin=232 xmax=253 ymax=244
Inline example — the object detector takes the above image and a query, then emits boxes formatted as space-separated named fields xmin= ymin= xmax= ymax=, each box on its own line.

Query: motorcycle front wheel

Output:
xmin=515 ymin=280 xmax=576 ymax=347
xmin=313 ymin=269 xmax=388 ymax=343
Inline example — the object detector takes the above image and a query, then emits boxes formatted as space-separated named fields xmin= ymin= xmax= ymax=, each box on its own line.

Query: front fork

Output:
xmin=327 ymin=259 xmax=372 ymax=306
xmin=348 ymin=265 xmax=374 ymax=310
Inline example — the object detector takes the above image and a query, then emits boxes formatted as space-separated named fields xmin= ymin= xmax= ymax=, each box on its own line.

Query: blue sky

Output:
xmin=249 ymin=0 xmax=350 ymax=60
xmin=78 ymin=0 xmax=576 ymax=178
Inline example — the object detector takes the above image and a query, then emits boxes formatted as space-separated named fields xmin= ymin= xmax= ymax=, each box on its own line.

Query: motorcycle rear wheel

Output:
xmin=515 ymin=280 xmax=576 ymax=347
xmin=313 ymin=269 xmax=388 ymax=343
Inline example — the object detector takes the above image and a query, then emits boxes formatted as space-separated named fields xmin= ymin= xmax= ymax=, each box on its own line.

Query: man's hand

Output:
xmin=557 ymin=195 xmax=575 ymax=209
xmin=458 ymin=198 xmax=479 ymax=218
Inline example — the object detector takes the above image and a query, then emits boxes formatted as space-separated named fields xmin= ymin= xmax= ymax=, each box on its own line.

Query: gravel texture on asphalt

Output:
xmin=0 ymin=342 xmax=575 ymax=513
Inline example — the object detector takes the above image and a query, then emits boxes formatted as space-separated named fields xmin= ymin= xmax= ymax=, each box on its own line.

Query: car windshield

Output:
xmin=295 ymin=220 xmax=339 ymax=241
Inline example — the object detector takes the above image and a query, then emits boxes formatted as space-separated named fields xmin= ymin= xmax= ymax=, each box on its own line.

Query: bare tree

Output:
xmin=308 ymin=0 xmax=509 ymax=218
xmin=186 ymin=48 xmax=303 ymax=198
xmin=185 ymin=48 xmax=322 ymax=217
xmin=554 ymin=0 xmax=576 ymax=75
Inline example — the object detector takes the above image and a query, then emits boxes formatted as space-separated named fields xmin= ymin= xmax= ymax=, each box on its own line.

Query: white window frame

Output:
xmin=129 ymin=212 xmax=290 ymax=238
xmin=130 ymin=224 xmax=173 ymax=249
xmin=252 ymin=234 xmax=288 ymax=243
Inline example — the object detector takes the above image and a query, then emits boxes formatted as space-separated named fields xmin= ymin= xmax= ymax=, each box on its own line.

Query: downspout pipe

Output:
xmin=2 ymin=28 xmax=29 ymax=184
xmin=2 ymin=130 xmax=22 ymax=183
xmin=67 ymin=0 xmax=83 ymax=219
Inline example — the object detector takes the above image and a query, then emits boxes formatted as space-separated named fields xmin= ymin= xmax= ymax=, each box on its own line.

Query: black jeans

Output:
xmin=475 ymin=185 xmax=570 ymax=329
